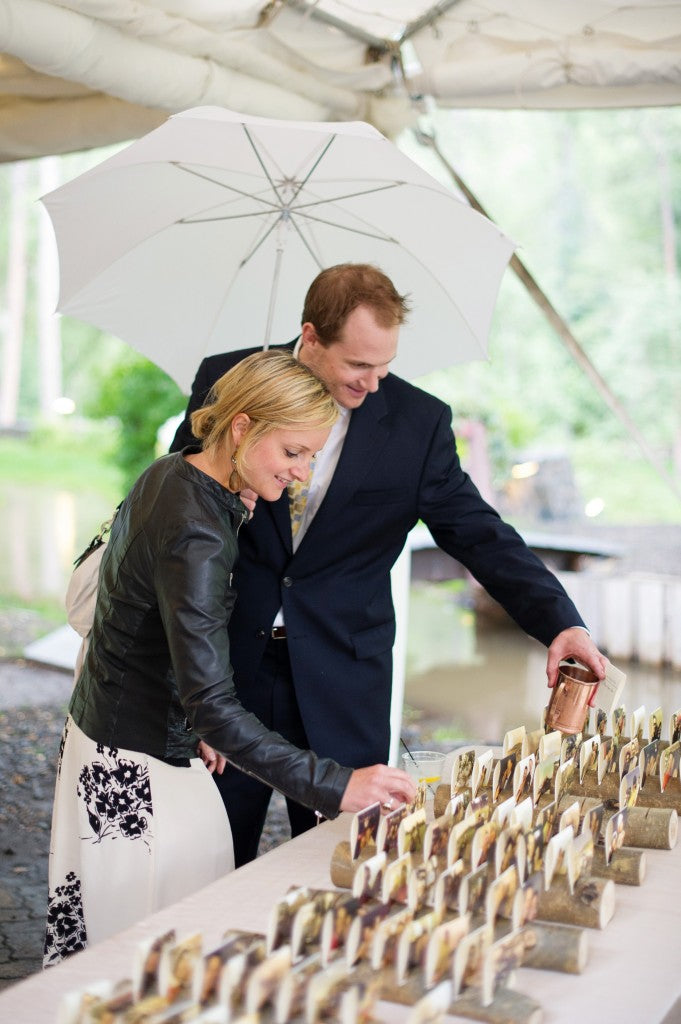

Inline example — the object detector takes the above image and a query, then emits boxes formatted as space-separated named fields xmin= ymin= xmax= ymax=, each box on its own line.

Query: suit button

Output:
xmin=282 ymin=576 xmax=293 ymax=588
xmin=256 ymin=629 xmax=266 ymax=637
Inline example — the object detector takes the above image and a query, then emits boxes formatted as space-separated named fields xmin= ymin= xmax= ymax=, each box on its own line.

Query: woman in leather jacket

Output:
xmin=44 ymin=350 xmax=414 ymax=965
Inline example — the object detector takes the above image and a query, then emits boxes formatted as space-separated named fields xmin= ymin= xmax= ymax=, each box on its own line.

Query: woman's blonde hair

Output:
xmin=190 ymin=350 xmax=338 ymax=477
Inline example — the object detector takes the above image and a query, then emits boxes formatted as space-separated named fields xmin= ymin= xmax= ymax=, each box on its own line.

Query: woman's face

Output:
xmin=241 ymin=425 xmax=330 ymax=501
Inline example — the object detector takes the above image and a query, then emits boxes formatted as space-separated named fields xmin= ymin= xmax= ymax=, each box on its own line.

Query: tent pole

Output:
xmin=416 ymin=127 xmax=681 ymax=504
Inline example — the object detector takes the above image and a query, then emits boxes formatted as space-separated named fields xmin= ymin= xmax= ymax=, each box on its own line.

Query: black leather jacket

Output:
xmin=69 ymin=450 xmax=351 ymax=821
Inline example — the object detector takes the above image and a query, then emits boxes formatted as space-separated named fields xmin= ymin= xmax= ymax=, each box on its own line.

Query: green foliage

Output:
xmin=0 ymin=424 xmax=121 ymax=498
xmin=86 ymin=352 xmax=186 ymax=490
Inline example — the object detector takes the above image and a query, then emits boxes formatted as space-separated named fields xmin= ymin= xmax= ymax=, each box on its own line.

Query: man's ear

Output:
xmin=300 ymin=322 xmax=319 ymax=348
xmin=231 ymin=412 xmax=251 ymax=444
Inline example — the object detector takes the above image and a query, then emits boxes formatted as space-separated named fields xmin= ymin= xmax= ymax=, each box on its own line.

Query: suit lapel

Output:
xmin=294 ymin=387 xmax=390 ymax=551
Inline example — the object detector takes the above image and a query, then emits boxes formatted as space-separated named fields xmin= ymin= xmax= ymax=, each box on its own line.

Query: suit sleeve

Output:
xmin=154 ymin=518 xmax=351 ymax=818
xmin=169 ymin=359 xmax=213 ymax=452
xmin=417 ymin=405 xmax=585 ymax=646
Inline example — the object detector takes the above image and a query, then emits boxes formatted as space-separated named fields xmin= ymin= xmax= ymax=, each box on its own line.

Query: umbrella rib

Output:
xmin=173 ymin=163 xmax=283 ymax=213
xmin=292 ymin=210 xmax=397 ymax=244
xmin=292 ymin=182 xmax=402 ymax=210
xmin=243 ymin=126 xmax=287 ymax=206
xmin=290 ymin=136 xmax=337 ymax=201
xmin=238 ymin=215 xmax=286 ymax=268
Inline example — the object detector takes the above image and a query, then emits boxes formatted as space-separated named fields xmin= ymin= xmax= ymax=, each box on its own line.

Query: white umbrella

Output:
xmin=41 ymin=106 xmax=514 ymax=393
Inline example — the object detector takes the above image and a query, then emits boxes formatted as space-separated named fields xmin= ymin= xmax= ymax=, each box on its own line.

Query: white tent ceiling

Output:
xmin=0 ymin=1 xmax=680 ymax=162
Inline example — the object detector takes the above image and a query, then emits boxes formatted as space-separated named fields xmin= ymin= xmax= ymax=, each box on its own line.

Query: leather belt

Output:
xmin=271 ymin=626 xmax=287 ymax=640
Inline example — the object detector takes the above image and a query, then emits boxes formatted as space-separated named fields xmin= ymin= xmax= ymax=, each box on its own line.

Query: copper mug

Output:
xmin=546 ymin=662 xmax=600 ymax=735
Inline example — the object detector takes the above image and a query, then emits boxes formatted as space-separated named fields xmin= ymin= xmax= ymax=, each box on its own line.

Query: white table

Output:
xmin=1 ymin=814 xmax=680 ymax=1023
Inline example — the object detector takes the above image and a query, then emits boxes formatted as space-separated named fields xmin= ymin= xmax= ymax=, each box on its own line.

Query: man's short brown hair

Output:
xmin=301 ymin=263 xmax=410 ymax=344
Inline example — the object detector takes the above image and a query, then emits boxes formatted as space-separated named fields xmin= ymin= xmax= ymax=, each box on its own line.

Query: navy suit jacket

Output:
xmin=170 ymin=344 xmax=584 ymax=766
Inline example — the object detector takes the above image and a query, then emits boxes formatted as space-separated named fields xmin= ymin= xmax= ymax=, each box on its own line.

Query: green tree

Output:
xmin=86 ymin=352 xmax=186 ymax=490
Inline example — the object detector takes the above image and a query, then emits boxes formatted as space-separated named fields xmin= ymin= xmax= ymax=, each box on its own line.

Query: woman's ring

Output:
xmin=383 ymin=798 xmax=394 ymax=811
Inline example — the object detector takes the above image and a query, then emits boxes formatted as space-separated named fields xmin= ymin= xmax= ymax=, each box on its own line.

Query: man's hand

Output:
xmin=546 ymin=627 xmax=608 ymax=700
xmin=339 ymin=764 xmax=416 ymax=813
xmin=239 ymin=487 xmax=258 ymax=518
xmin=198 ymin=740 xmax=227 ymax=775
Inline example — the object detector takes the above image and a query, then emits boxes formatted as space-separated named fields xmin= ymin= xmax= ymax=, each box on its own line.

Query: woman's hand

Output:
xmin=239 ymin=488 xmax=258 ymax=518
xmin=340 ymin=765 xmax=416 ymax=813
xmin=198 ymin=740 xmax=227 ymax=775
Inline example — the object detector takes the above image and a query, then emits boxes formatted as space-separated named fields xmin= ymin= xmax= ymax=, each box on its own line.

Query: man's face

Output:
xmin=298 ymin=304 xmax=398 ymax=409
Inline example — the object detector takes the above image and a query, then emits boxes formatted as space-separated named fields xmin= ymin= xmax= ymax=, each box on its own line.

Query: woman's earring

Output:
xmin=229 ymin=449 xmax=242 ymax=492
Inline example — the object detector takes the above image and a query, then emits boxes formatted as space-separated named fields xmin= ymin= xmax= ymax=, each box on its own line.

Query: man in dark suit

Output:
xmin=171 ymin=263 xmax=606 ymax=865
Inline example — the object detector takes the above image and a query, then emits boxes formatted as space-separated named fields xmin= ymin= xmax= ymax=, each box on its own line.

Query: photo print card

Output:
xmin=445 ymin=792 xmax=468 ymax=826
xmin=345 ymin=901 xmax=391 ymax=968
xmin=579 ymin=734 xmax=600 ymax=783
xmin=305 ymin=963 xmax=351 ymax=1024
xmin=458 ymin=863 xmax=489 ymax=919
xmin=630 ymin=705 xmax=646 ymax=745
xmin=396 ymin=908 xmax=443 ymax=985
xmin=559 ymin=800 xmax=580 ymax=836
xmin=397 ymin=807 xmax=427 ymax=858
xmin=554 ymin=758 xmax=576 ymax=805
xmin=596 ymin=708 xmax=608 ymax=737
xmin=452 ymin=922 xmax=493 ymax=999
xmin=447 ymin=818 xmax=480 ymax=869
xmin=591 ymin=662 xmax=626 ymax=720
xmin=198 ymin=937 xmax=253 ymax=1010
xmin=613 ymin=705 xmax=627 ymax=739
xmin=568 ymin=832 xmax=594 ymax=893
xmin=267 ymin=887 xmax=316 ymax=954
xmin=544 ymin=826 xmax=574 ymax=890
xmin=350 ymin=802 xmax=381 ymax=861
xmin=581 ymin=802 xmax=604 ymax=845
xmin=219 ymin=936 xmax=267 ymax=1016
xmin=375 ymin=803 xmax=407 ymax=854
xmin=492 ymin=752 xmax=517 ymax=804
xmin=133 ymin=928 xmax=176 ymax=1001
xmin=424 ymin=814 xmax=452 ymax=863
xmin=291 ymin=891 xmax=347 ymax=962
xmin=518 ymin=871 xmax=543 ymax=927
xmin=512 ymin=753 xmax=535 ymax=804
xmin=598 ymin=736 xmax=617 ymax=785
xmin=424 ymin=915 xmax=471 ymax=990
xmin=660 ymin=741 xmax=681 ymax=792
xmin=649 ymin=706 xmax=663 ymax=742
xmin=495 ymin=826 xmax=526 ymax=884
xmin=433 ymin=859 xmax=466 ymax=916
xmin=619 ymin=764 xmax=641 ymax=810
xmin=481 ymin=929 xmax=535 ymax=1008
xmin=503 ymin=725 xmax=526 ymax=757
xmin=370 ymin=905 xmax=414 ymax=971
xmin=538 ymin=730 xmax=562 ymax=765
xmin=533 ymin=758 xmax=557 ymax=806
xmin=275 ymin=953 xmax=321 ymax=1024
xmin=245 ymin=945 xmax=292 ymax=1015
xmin=492 ymin=794 xmax=516 ymax=831
xmin=604 ymin=808 xmax=629 ymax=865
xmin=485 ymin=864 xmax=520 ymax=925
xmin=535 ymin=800 xmax=557 ymax=842
xmin=525 ymin=824 xmax=546 ymax=878
xmin=522 ymin=727 xmax=543 ymax=759
xmin=351 ymin=850 xmax=387 ymax=901
xmin=471 ymin=750 xmax=494 ymax=799
xmin=321 ymin=895 xmax=361 ymax=966
xmin=407 ymin=855 xmax=441 ymax=912
xmin=381 ymin=851 xmax=412 ymax=906
xmin=470 ymin=821 xmax=499 ymax=871
xmin=450 ymin=747 xmax=476 ymax=794
xmin=639 ymin=739 xmax=662 ymax=789
xmin=619 ymin=738 xmax=639 ymax=780
xmin=510 ymin=797 xmax=533 ymax=834
xmin=465 ymin=792 xmax=491 ymax=826
xmin=671 ymin=710 xmax=681 ymax=745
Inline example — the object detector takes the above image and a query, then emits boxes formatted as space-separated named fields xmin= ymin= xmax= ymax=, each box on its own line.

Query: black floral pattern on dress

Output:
xmin=43 ymin=871 xmax=87 ymax=966
xmin=77 ymin=745 xmax=153 ymax=848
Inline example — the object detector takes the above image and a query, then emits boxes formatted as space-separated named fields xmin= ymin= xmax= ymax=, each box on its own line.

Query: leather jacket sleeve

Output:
xmin=155 ymin=515 xmax=352 ymax=820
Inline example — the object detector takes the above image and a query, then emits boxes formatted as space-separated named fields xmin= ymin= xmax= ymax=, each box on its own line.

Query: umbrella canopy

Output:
xmin=41 ymin=105 xmax=514 ymax=392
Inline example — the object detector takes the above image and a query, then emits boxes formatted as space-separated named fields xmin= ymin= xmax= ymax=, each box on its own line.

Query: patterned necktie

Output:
xmin=288 ymin=464 xmax=315 ymax=539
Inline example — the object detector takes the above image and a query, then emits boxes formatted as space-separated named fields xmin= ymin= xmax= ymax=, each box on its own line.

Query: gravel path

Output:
xmin=0 ymin=657 xmax=442 ymax=993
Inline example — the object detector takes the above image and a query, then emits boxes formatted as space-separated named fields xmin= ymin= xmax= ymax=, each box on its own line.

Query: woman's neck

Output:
xmin=184 ymin=449 xmax=234 ymax=491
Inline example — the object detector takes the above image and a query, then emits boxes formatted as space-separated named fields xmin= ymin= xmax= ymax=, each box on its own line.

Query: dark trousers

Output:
xmin=213 ymin=638 xmax=317 ymax=867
